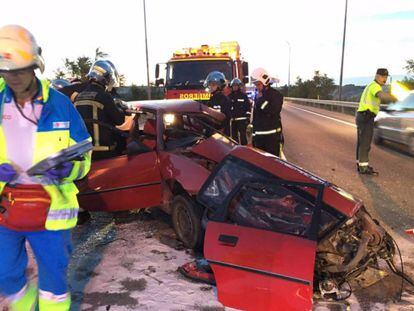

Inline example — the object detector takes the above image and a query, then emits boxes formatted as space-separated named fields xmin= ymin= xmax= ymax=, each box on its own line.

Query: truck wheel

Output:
xmin=171 ymin=195 xmax=203 ymax=249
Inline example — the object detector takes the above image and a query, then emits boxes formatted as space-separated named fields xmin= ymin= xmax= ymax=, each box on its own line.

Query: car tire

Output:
xmin=171 ymin=195 xmax=203 ymax=249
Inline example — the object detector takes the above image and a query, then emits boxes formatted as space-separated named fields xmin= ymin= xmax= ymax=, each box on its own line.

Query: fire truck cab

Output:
xmin=155 ymin=41 xmax=249 ymax=101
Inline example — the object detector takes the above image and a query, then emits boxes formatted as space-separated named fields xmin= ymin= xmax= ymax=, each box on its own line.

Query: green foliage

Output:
xmin=95 ymin=47 xmax=108 ymax=61
xmin=62 ymin=56 xmax=93 ymax=82
xmin=124 ymin=85 xmax=164 ymax=101
xmin=402 ymin=59 xmax=414 ymax=90
xmin=288 ymin=71 xmax=336 ymax=99
xmin=53 ymin=48 xmax=110 ymax=81
xmin=405 ymin=59 xmax=414 ymax=75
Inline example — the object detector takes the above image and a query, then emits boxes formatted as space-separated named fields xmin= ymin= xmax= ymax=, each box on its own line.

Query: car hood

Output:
xmin=190 ymin=134 xmax=237 ymax=163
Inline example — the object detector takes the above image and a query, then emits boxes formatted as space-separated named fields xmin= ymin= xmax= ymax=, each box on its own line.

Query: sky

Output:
xmin=3 ymin=0 xmax=413 ymax=86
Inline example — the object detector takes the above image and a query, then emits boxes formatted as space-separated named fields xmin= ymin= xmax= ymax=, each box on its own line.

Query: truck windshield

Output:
xmin=166 ymin=60 xmax=233 ymax=88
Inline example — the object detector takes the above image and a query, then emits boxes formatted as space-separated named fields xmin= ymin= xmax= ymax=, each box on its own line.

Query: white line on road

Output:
xmin=288 ymin=104 xmax=357 ymax=128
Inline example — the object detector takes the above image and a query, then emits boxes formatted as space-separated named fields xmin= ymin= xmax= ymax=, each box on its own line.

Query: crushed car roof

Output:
xmin=129 ymin=99 xmax=226 ymax=122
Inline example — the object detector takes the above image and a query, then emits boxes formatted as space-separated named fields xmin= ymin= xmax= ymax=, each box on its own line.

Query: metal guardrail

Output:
xmin=285 ymin=97 xmax=387 ymax=115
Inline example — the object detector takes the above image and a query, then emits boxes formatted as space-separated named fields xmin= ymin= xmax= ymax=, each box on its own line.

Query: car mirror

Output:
xmin=126 ymin=140 xmax=151 ymax=156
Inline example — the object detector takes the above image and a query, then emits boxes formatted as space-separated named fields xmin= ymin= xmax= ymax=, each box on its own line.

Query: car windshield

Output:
xmin=388 ymin=93 xmax=414 ymax=111
xmin=166 ymin=60 xmax=233 ymax=88
xmin=163 ymin=113 xmax=227 ymax=149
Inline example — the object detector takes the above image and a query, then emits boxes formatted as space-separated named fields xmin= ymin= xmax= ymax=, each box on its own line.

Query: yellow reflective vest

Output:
xmin=358 ymin=81 xmax=383 ymax=115
xmin=0 ymin=79 xmax=92 ymax=230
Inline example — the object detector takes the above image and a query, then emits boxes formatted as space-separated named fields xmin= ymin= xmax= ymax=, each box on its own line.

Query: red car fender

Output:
xmin=159 ymin=152 xmax=210 ymax=197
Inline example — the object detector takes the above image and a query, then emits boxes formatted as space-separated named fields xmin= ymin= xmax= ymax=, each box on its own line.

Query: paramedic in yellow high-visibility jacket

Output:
xmin=0 ymin=25 xmax=91 ymax=311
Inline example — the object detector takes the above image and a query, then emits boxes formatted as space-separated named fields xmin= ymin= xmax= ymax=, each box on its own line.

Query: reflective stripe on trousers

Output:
xmin=252 ymin=127 xmax=281 ymax=136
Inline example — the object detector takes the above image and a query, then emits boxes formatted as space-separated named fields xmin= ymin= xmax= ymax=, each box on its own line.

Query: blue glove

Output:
xmin=43 ymin=162 xmax=74 ymax=181
xmin=0 ymin=163 xmax=17 ymax=183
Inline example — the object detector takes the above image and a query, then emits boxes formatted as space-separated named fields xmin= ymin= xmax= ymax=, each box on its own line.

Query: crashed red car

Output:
xmin=76 ymin=99 xmax=399 ymax=310
xmin=76 ymin=99 xmax=236 ymax=248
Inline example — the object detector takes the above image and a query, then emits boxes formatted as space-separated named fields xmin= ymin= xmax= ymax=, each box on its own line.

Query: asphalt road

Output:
xmin=282 ymin=102 xmax=414 ymax=239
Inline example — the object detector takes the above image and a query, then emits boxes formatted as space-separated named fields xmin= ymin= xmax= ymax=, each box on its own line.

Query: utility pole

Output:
xmin=338 ymin=0 xmax=348 ymax=101
xmin=286 ymin=41 xmax=291 ymax=97
xmin=143 ymin=0 xmax=151 ymax=99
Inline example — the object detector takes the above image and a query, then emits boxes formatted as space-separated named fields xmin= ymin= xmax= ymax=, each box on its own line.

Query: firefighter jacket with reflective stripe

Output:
xmin=228 ymin=91 xmax=251 ymax=119
xmin=357 ymin=81 xmax=383 ymax=115
xmin=59 ymin=82 xmax=88 ymax=103
xmin=252 ymin=86 xmax=283 ymax=133
xmin=207 ymin=91 xmax=232 ymax=117
xmin=0 ymin=79 xmax=92 ymax=230
xmin=74 ymin=82 xmax=125 ymax=152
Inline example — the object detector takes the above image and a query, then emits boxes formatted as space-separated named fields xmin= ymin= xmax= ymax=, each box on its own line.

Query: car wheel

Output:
xmin=373 ymin=128 xmax=383 ymax=145
xmin=171 ymin=195 xmax=203 ymax=249
xmin=408 ymin=136 xmax=414 ymax=156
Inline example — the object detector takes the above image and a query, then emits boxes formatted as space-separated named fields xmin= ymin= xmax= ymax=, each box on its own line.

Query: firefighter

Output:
xmin=228 ymin=78 xmax=251 ymax=145
xmin=74 ymin=59 xmax=125 ymax=160
xmin=356 ymin=68 xmax=397 ymax=175
xmin=0 ymin=25 xmax=91 ymax=311
xmin=204 ymin=71 xmax=232 ymax=136
xmin=59 ymin=78 xmax=88 ymax=103
xmin=50 ymin=78 xmax=71 ymax=90
xmin=251 ymin=68 xmax=284 ymax=156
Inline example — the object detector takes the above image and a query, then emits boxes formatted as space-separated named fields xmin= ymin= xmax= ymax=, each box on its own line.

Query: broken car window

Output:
xmin=229 ymin=183 xmax=314 ymax=237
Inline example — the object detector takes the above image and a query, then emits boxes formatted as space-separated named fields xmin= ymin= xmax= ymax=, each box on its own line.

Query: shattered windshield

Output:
xmin=166 ymin=60 xmax=233 ymax=88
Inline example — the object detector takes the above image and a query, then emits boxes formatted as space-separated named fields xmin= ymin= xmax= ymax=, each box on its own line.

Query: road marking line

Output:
xmin=288 ymin=104 xmax=357 ymax=128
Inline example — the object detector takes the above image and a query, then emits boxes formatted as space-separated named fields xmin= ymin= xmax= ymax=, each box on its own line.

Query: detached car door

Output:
xmin=77 ymin=112 xmax=162 ymax=211
xmin=198 ymin=158 xmax=322 ymax=311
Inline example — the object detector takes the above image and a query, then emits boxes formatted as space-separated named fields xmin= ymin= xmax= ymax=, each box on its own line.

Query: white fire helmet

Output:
xmin=0 ymin=25 xmax=45 ymax=73
xmin=251 ymin=67 xmax=271 ymax=86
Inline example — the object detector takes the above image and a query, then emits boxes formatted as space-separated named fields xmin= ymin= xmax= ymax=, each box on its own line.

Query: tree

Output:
xmin=402 ymin=59 xmax=414 ymax=90
xmin=55 ymin=56 xmax=93 ymax=82
xmin=404 ymin=59 xmax=414 ymax=76
xmin=53 ymin=68 xmax=66 ymax=79
xmin=95 ymin=47 xmax=108 ymax=61
xmin=118 ymin=74 xmax=126 ymax=87
xmin=288 ymin=71 xmax=335 ymax=99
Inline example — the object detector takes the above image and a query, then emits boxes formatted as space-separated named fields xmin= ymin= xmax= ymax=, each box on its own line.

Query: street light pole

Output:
xmin=143 ymin=0 xmax=151 ymax=100
xmin=338 ymin=0 xmax=348 ymax=101
xmin=286 ymin=41 xmax=291 ymax=97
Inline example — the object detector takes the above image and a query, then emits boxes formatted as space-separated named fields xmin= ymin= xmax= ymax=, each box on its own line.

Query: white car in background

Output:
xmin=374 ymin=92 xmax=414 ymax=155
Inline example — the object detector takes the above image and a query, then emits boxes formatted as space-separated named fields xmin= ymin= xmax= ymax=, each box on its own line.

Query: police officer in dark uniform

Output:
xmin=74 ymin=59 xmax=125 ymax=160
xmin=228 ymin=78 xmax=251 ymax=145
xmin=204 ymin=71 xmax=232 ymax=136
xmin=251 ymin=67 xmax=284 ymax=156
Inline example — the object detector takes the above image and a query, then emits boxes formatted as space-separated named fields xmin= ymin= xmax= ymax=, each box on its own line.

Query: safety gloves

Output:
xmin=0 ymin=163 xmax=17 ymax=183
xmin=43 ymin=162 xmax=74 ymax=182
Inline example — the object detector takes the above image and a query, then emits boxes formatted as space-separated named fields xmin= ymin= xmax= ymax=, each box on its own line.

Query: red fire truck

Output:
xmin=155 ymin=41 xmax=249 ymax=101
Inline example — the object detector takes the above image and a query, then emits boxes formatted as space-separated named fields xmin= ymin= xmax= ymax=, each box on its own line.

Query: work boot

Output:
xmin=358 ymin=166 xmax=378 ymax=175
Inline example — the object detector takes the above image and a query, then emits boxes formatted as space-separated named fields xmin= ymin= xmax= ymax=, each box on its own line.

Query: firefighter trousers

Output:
xmin=253 ymin=132 xmax=283 ymax=157
xmin=231 ymin=120 xmax=248 ymax=145
xmin=0 ymin=226 xmax=72 ymax=310
xmin=356 ymin=110 xmax=375 ymax=165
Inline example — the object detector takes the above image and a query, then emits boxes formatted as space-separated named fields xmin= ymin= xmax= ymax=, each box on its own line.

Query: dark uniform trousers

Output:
xmin=356 ymin=110 xmax=376 ymax=164
xmin=253 ymin=132 xmax=283 ymax=157
xmin=231 ymin=119 xmax=248 ymax=145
